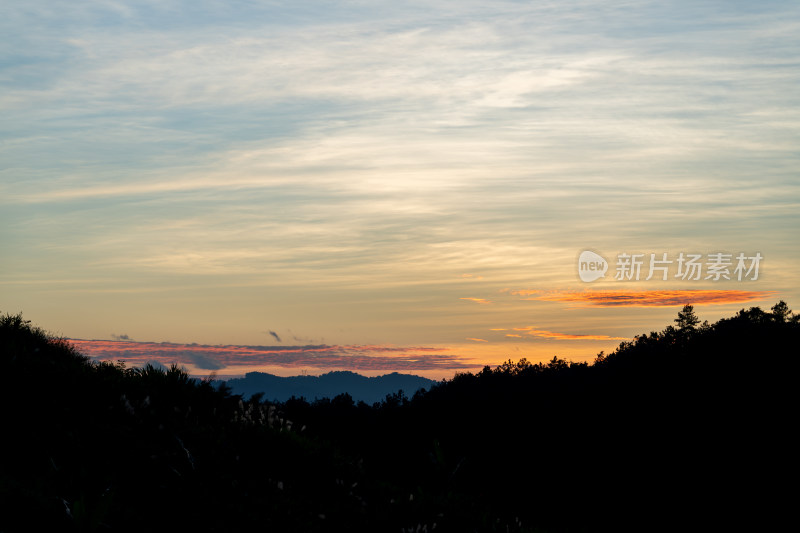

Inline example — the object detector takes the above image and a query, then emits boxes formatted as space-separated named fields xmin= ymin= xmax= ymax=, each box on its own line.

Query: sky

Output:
xmin=2 ymin=0 xmax=798 ymax=380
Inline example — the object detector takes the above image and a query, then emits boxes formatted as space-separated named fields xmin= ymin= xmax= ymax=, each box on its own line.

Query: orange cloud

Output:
xmin=461 ymin=274 xmax=484 ymax=280
xmin=505 ymin=334 xmax=523 ymax=338
xmin=512 ymin=327 xmax=626 ymax=340
xmin=489 ymin=328 xmax=508 ymax=331
xmin=466 ymin=338 xmax=488 ymax=342
xmin=460 ymin=297 xmax=492 ymax=304
xmin=511 ymin=289 xmax=776 ymax=307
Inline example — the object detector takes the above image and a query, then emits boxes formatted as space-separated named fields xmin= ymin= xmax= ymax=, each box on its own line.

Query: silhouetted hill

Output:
xmin=2 ymin=302 xmax=797 ymax=532
xmin=224 ymin=370 xmax=437 ymax=403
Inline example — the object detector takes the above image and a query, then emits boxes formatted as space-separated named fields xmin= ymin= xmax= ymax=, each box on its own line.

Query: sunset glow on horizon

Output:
xmin=2 ymin=1 xmax=798 ymax=380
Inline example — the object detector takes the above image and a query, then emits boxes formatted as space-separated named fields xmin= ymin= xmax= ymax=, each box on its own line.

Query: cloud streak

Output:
xmin=512 ymin=289 xmax=778 ymax=307
xmin=460 ymin=297 xmax=492 ymax=304
xmin=68 ymin=339 xmax=475 ymax=373
xmin=511 ymin=327 xmax=626 ymax=340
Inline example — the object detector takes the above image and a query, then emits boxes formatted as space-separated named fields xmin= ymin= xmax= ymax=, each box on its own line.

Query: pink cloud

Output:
xmin=68 ymin=339 xmax=475 ymax=373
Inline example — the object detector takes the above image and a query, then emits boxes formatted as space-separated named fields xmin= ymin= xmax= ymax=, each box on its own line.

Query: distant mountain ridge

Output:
xmin=223 ymin=370 xmax=438 ymax=404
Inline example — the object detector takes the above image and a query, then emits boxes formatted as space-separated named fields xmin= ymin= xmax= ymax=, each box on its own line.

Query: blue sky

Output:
xmin=2 ymin=1 xmax=798 ymax=378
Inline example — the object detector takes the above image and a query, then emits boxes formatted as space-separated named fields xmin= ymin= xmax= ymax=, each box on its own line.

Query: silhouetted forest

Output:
xmin=1 ymin=303 xmax=797 ymax=532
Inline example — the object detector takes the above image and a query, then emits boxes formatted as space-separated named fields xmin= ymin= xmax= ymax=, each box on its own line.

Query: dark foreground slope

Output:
xmin=1 ymin=304 xmax=797 ymax=532
xmin=0 ymin=314 xmax=362 ymax=532
xmin=370 ymin=304 xmax=798 ymax=532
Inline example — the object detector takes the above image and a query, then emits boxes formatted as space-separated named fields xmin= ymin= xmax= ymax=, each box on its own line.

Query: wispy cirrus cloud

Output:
xmin=512 ymin=289 xmax=777 ymax=307
xmin=466 ymin=337 xmax=488 ymax=342
xmin=68 ymin=339 xmax=474 ymax=373
xmin=2 ymin=1 xmax=798 ymax=360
